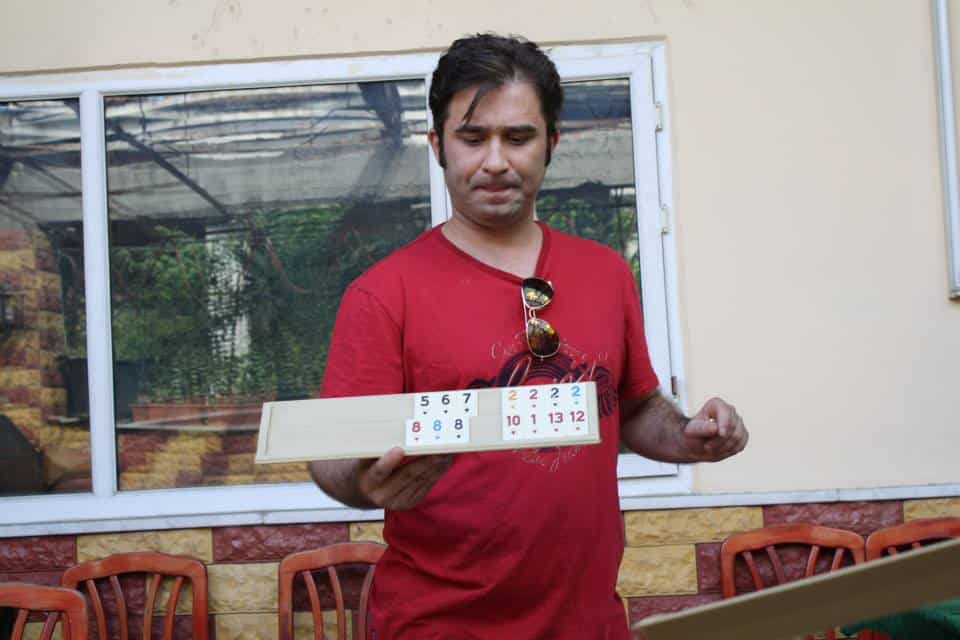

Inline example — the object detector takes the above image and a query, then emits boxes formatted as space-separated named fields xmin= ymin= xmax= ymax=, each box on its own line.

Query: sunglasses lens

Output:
xmin=521 ymin=278 xmax=554 ymax=309
xmin=526 ymin=317 xmax=560 ymax=358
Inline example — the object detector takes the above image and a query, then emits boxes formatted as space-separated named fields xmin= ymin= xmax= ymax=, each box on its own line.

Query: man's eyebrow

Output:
xmin=454 ymin=123 xmax=487 ymax=134
xmin=453 ymin=124 xmax=539 ymax=135
xmin=503 ymin=125 xmax=538 ymax=135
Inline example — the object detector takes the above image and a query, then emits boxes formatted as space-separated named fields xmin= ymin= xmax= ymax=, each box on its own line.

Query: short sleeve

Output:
xmin=619 ymin=262 xmax=660 ymax=400
xmin=319 ymin=283 xmax=404 ymax=399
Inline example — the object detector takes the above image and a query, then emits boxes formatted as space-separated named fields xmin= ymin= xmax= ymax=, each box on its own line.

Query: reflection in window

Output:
xmin=103 ymin=81 xmax=431 ymax=490
xmin=539 ymin=79 xmax=642 ymax=455
xmin=540 ymin=79 xmax=641 ymax=284
xmin=0 ymin=99 xmax=91 ymax=495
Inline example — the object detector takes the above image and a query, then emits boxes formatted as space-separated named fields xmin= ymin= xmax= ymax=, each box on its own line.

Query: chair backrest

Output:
xmin=61 ymin=551 xmax=208 ymax=640
xmin=278 ymin=542 xmax=386 ymax=640
xmin=865 ymin=517 xmax=960 ymax=560
xmin=860 ymin=517 xmax=960 ymax=640
xmin=0 ymin=582 xmax=88 ymax=640
xmin=720 ymin=523 xmax=866 ymax=640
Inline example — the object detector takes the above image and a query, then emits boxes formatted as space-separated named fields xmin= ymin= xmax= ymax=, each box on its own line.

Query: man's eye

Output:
xmin=461 ymin=136 xmax=483 ymax=145
xmin=508 ymin=135 xmax=532 ymax=145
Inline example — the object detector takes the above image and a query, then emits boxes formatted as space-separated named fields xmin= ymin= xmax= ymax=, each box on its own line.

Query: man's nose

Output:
xmin=481 ymin=140 xmax=509 ymax=173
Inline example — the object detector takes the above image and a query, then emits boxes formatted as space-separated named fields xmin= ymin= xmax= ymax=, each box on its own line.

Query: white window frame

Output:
xmin=0 ymin=42 xmax=689 ymax=537
xmin=933 ymin=0 xmax=960 ymax=298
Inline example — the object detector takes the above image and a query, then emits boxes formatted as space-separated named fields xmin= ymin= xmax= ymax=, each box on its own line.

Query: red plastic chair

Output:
xmin=61 ymin=551 xmax=208 ymax=640
xmin=0 ymin=582 xmax=88 ymax=640
xmin=859 ymin=517 xmax=960 ymax=640
xmin=720 ymin=523 xmax=866 ymax=640
xmin=278 ymin=542 xmax=386 ymax=640
xmin=865 ymin=516 xmax=960 ymax=560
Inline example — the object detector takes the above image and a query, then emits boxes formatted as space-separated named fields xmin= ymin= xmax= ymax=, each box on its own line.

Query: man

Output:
xmin=312 ymin=34 xmax=748 ymax=639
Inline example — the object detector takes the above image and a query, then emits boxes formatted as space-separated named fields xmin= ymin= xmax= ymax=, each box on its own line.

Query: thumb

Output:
xmin=683 ymin=416 xmax=719 ymax=439
xmin=365 ymin=447 xmax=406 ymax=485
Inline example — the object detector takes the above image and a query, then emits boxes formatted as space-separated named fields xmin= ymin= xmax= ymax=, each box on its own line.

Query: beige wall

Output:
xmin=2 ymin=1 xmax=958 ymax=494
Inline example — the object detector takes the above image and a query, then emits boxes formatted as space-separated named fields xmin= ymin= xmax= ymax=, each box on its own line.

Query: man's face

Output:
xmin=429 ymin=81 xmax=559 ymax=229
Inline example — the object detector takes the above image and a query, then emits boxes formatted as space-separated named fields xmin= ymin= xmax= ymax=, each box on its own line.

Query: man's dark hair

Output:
xmin=429 ymin=33 xmax=564 ymax=167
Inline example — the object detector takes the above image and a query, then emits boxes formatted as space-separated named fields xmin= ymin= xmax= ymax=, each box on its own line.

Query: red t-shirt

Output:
xmin=321 ymin=222 xmax=659 ymax=639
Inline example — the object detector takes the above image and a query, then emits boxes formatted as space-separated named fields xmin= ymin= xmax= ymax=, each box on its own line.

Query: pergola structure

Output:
xmin=1 ymin=79 xmax=636 ymax=235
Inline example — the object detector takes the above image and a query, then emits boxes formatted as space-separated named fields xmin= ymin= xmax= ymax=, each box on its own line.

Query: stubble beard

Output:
xmin=464 ymin=193 xmax=533 ymax=229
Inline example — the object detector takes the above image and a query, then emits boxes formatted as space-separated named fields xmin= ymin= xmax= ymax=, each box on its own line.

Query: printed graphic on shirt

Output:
xmin=466 ymin=350 xmax=617 ymax=418
xmin=467 ymin=346 xmax=618 ymax=472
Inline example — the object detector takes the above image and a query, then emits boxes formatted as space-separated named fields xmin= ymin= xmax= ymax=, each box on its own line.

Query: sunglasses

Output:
xmin=521 ymin=277 xmax=560 ymax=358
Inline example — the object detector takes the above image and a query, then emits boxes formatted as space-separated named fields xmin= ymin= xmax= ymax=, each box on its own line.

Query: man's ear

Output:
xmin=428 ymin=128 xmax=446 ymax=169
xmin=545 ymin=130 xmax=560 ymax=166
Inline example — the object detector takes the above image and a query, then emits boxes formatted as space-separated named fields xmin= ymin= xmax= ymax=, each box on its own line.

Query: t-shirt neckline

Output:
xmin=433 ymin=220 xmax=552 ymax=284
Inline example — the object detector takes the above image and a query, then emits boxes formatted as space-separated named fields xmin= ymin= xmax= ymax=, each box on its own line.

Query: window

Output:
xmin=102 ymin=81 xmax=431 ymax=490
xmin=0 ymin=43 xmax=687 ymax=535
xmin=0 ymin=99 xmax=91 ymax=497
xmin=933 ymin=0 xmax=960 ymax=298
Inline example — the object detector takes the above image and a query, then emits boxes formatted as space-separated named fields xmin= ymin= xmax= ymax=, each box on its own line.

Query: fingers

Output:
xmin=704 ymin=415 xmax=748 ymax=460
xmin=710 ymin=430 xmax=744 ymax=459
xmin=364 ymin=447 xmax=407 ymax=486
xmin=686 ymin=397 xmax=736 ymax=439
xmin=390 ymin=459 xmax=450 ymax=509
xmin=689 ymin=398 xmax=749 ymax=461
xmin=360 ymin=450 xmax=452 ymax=510
xmin=682 ymin=416 xmax=719 ymax=439
xmin=706 ymin=397 xmax=735 ymax=437
xmin=724 ymin=410 xmax=747 ymax=454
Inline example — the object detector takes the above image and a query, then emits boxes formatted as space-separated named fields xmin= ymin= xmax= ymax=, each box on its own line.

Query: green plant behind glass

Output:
xmin=108 ymin=204 xmax=424 ymax=403
xmin=536 ymin=189 xmax=642 ymax=284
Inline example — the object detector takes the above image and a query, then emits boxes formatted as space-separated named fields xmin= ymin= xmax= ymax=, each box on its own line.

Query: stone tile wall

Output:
xmin=0 ymin=230 xmax=70 ymax=445
xmin=0 ymin=497 xmax=957 ymax=638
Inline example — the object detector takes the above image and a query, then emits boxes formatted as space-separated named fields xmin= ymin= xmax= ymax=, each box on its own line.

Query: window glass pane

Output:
xmin=539 ymin=79 xmax=640 ymax=284
xmin=0 ymin=99 xmax=91 ymax=495
xmin=104 ymin=81 xmax=431 ymax=490
xmin=538 ymin=79 xmax=642 ymax=455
